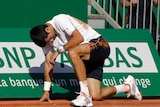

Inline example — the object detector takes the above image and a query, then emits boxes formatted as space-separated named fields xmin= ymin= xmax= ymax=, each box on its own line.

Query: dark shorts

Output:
xmin=83 ymin=37 xmax=110 ymax=81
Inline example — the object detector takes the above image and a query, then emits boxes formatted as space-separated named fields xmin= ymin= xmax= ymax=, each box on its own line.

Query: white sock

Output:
xmin=114 ymin=84 xmax=130 ymax=94
xmin=79 ymin=80 xmax=90 ymax=96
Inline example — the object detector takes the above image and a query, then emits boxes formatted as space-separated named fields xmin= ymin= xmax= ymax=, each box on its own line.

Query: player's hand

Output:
xmin=132 ymin=0 xmax=137 ymax=5
xmin=39 ymin=91 xmax=52 ymax=102
xmin=50 ymin=51 xmax=59 ymax=65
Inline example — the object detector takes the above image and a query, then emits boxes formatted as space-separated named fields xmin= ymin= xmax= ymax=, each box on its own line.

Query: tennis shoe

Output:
xmin=70 ymin=92 xmax=93 ymax=107
xmin=124 ymin=75 xmax=142 ymax=101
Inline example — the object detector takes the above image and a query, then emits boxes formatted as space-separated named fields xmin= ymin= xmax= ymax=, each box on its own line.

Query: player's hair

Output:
xmin=30 ymin=24 xmax=48 ymax=47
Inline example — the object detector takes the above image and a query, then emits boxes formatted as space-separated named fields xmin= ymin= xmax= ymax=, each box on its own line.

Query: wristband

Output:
xmin=44 ymin=81 xmax=51 ymax=91
xmin=52 ymin=49 xmax=56 ymax=53
xmin=57 ymin=45 xmax=66 ymax=53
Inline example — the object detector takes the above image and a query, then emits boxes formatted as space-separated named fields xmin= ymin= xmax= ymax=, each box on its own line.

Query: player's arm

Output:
xmin=120 ymin=0 xmax=137 ymax=7
xmin=120 ymin=0 xmax=131 ymax=7
xmin=40 ymin=52 xmax=55 ymax=102
xmin=153 ymin=0 xmax=158 ymax=6
xmin=64 ymin=29 xmax=84 ymax=51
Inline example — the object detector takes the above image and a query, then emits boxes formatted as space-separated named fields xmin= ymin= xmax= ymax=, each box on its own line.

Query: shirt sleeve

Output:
xmin=54 ymin=15 xmax=76 ymax=36
xmin=42 ymin=36 xmax=65 ymax=55
xmin=42 ymin=43 xmax=54 ymax=55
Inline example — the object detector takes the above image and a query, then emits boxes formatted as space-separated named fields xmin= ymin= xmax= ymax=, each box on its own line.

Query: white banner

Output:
xmin=0 ymin=42 xmax=158 ymax=73
xmin=103 ymin=42 xmax=158 ymax=73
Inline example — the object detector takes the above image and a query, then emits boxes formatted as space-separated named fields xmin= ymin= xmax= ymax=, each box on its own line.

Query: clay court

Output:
xmin=0 ymin=98 xmax=160 ymax=107
xmin=0 ymin=0 xmax=160 ymax=107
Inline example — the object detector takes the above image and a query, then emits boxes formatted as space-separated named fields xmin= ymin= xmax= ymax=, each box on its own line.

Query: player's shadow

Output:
xmin=29 ymin=62 xmax=79 ymax=100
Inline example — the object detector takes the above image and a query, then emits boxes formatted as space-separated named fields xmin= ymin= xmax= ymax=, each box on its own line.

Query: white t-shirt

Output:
xmin=43 ymin=14 xmax=101 ymax=54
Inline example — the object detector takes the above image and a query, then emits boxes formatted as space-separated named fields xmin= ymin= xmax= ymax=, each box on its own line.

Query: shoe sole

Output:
xmin=70 ymin=102 xmax=93 ymax=107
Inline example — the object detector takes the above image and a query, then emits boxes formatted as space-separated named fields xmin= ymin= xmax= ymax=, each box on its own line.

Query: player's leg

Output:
xmin=85 ymin=60 xmax=116 ymax=101
xmin=68 ymin=44 xmax=93 ymax=107
xmin=88 ymin=78 xmax=117 ymax=101
xmin=68 ymin=43 xmax=91 ymax=95
xmin=68 ymin=44 xmax=90 ymax=81
xmin=88 ymin=76 xmax=142 ymax=101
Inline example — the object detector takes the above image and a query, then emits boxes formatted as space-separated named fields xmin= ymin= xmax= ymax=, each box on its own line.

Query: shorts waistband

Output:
xmin=90 ymin=36 xmax=102 ymax=43
xmin=90 ymin=36 xmax=109 ymax=48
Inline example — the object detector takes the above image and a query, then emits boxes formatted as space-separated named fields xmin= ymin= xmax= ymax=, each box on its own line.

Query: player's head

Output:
xmin=30 ymin=25 xmax=48 ymax=47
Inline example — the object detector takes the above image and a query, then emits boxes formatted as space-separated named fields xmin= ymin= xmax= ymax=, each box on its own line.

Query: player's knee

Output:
xmin=90 ymin=92 xmax=102 ymax=101
xmin=68 ymin=49 xmax=77 ymax=58
xmin=92 ymin=95 xmax=102 ymax=101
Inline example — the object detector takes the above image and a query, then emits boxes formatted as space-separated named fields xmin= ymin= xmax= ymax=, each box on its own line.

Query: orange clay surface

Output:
xmin=0 ymin=98 xmax=160 ymax=107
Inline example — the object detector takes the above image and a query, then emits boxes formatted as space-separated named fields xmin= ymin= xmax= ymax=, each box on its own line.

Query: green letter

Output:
xmin=3 ymin=47 xmax=22 ymax=68
xmin=116 ymin=48 xmax=131 ymax=67
xmin=20 ymin=48 xmax=35 ymax=68
xmin=128 ymin=47 xmax=143 ymax=68
xmin=61 ymin=52 xmax=72 ymax=67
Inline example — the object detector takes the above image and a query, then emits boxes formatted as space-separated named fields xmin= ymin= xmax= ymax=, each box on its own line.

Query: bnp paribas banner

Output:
xmin=0 ymin=28 xmax=160 ymax=98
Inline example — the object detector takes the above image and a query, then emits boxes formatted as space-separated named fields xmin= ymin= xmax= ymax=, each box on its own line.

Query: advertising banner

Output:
xmin=0 ymin=28 xmax=160 ymax=98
